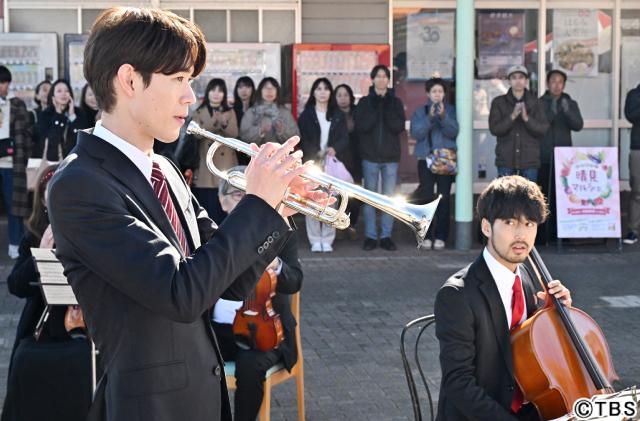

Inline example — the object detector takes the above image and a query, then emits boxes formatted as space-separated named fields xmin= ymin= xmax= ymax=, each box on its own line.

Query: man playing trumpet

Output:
xmin=47 ymin=7 xmax=322 ymax=421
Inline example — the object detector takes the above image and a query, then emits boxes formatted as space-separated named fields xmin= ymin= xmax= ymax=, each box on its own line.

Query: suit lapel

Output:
xmin=473 ymin=255 xmax=515 ymax=377
xmin=76 ymin=132 xmax=185 ymax=256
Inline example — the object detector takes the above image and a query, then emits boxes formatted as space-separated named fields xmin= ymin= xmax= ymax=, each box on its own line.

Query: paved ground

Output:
xmin=1 ymin=218 xmax=639 ymax=420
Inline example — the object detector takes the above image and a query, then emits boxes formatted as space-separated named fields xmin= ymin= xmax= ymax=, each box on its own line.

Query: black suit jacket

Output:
xmin=47 ymin=131 xmax=292 ymax=421
xmin=434 ymin=254 xmax=539 ymax=421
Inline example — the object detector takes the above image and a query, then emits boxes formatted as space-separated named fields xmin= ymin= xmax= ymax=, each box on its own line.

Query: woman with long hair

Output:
xmin=38 ymin=79 xmax=90 ymax=161
xmin=2 ymin=164 xmax=93 ymax=421
xmin=239 ymin=77 xmax=298 ymax=145
xmin=232 ymin=76 xmax=255 ymax=128
xmin=334 ymin=83 xmax=362 ymax=239
xmin=297 ymin=78 xmax=348 ymax=252
xmin=180 ymin=78 xmax=238 ymax=222
xmin=80 ymin=83 xmax=100 ymax=124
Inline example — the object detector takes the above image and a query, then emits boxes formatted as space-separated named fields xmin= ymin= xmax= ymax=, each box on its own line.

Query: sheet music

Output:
xmin=30 ymin=248 xmax=59 ymax=262
xmin=40 ymin=284 xmax=78 ymax=306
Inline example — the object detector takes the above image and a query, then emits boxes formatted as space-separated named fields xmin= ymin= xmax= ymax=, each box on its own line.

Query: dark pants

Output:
xmin=537 ymin=162 xmax=558 ymax=244
xmin=192 ymin=187 xmax=226 ymax=224
xmin=415 ymin=160 xmax=454 ymax=242
xmin=0 ymin=168 xmax=24 ymax=246
xmin=213 ymin=322 xmax=283 ymax=421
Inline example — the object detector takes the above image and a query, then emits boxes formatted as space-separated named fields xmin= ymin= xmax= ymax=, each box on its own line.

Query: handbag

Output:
xmin=425 ymin=128 xmax=457 ymax=175
xmin=324 ymin=155 xmax=354 ymax=183
xmin=27 ymin=138 xmax=58 ymax=191
xmin=0 ymin=138 xmax=14 ymax=158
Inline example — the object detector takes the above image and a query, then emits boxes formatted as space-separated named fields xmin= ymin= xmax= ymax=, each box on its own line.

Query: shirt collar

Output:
xmin=483 ymin=247 xmax=521 ymax=291
xmin=93 ymin=120 xmax=153 ymax=184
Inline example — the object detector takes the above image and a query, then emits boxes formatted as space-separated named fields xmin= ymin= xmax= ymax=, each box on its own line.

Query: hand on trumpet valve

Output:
xmin=246 ymin=136 xmax=330 ymax=216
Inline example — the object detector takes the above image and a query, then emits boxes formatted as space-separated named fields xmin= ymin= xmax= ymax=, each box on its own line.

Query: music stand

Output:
xmin=30 ymin=248 xmax=98 ymax=395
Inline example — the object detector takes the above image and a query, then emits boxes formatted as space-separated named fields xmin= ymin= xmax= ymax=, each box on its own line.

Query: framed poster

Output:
xmin=552 ymin=9 xmax=599 ymax=77
xmin=406 ymin=12 xmax=454 ymax=80
xmin=477 ymin=11 xmax=525 ymax=78
xmin=554 ymin=147 xmax=621 ymax=238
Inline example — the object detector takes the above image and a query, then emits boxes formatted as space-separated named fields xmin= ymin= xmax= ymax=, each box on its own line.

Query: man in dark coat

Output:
xmin=489 ymin=65 xmax=549 ymax=182
xmin=354 ymin=64 xmax=406 ymax=251
xmin=537 ymin=69 xmax=583 ymax=243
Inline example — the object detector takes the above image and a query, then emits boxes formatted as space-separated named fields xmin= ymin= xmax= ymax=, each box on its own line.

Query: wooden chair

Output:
xmin=225 ymin=292 xmax=305 ymax=421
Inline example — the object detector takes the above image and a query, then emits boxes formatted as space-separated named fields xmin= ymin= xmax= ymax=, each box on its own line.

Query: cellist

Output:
xmin=211 ymin=166 xmax=303 ymax=421
xmin=434 ymin=175 xmax=572 ymax=421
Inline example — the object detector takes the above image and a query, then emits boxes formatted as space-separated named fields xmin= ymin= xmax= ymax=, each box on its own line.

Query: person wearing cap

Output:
xmin=489 ymin=65 xmax=549 ymax=182
xmin=537 ymin=69 xmax=583 ymax=244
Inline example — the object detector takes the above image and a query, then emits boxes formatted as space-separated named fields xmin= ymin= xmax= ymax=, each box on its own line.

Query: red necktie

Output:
xmin=151 ymin=162 xmax=190 ymax=256
xmin=511 ymin=274 xmax=525 ymax=413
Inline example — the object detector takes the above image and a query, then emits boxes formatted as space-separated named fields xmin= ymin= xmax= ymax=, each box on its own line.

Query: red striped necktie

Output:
xmin=151 ymin=161 xmax=190 ymax=256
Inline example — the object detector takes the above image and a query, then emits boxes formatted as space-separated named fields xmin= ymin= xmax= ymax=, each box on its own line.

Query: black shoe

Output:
xmin=363 ymin=238 xmax=377 ymax=251
xmin=379 ymin=237 xmax=397 ymax=251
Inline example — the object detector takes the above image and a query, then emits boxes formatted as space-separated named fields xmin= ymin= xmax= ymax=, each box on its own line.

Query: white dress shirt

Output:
xmin=93 ymin=120 xmax=154 ymax=184
xmin=482 ymin=247 xmax=527 ymax=329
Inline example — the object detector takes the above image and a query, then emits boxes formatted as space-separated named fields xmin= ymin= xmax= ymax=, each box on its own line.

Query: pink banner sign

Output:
xmin=554 ymin=147 xmax=621 ymax=238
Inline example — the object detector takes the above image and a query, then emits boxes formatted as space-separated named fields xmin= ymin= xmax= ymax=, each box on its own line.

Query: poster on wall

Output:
xmin=554 ymin=147 xmax=621 ymax=239
xmin=477 ymin=11 xmax=525 ymax=78
xmin=552 ymin=9 xmax=599 ymax=78
xmin=406 ymin=12 xmax=454 ymax=79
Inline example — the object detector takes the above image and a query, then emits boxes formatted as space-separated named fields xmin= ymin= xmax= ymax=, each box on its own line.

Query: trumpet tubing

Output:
xmin=186 ymin=121 xmax=440 ymax=246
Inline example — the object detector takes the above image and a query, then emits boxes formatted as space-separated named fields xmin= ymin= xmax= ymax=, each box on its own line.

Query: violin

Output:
xmin=511 ymin=248 xmax=618 ymax=420
xmin=232 ymin=268 xmax=284 ymax=352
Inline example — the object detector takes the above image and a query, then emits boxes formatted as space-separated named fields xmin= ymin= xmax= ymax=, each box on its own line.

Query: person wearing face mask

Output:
xmin=489 ymin=65 xmax=549 ymax=182
xmin=410 ymin=78 xmax=459 ymax=250
xmin=180 ymin=78 xmax=238 ymax=222
xmin=297 ymin=78 xmax=349 ymax=252
xmin=240 ymin=77 xmax=299 ymax=145
xmin=354 ymin=64 xmax=406 ymax=252
xmin=38 ymin=79 xmax=90 ymax=161
xmin=537 ymin=70 xmax=583 ymax=244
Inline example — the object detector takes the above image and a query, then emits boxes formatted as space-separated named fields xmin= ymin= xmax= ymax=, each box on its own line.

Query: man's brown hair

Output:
xmin=477 ymin=175 xmax=549 ymax=225
xmin=84 ymin=7 xmax=206 ymax=113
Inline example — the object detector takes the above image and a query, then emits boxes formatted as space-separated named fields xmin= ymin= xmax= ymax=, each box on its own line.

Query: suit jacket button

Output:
xmin=213 ymin=365 xmax=221 ymax=376
xmin=267 ymin=236 xmax=274 ymax=243
xmin=273 ymin=231 xmax=280 ymax=239
xmin=263 ymin=241 xmax=269 ymax=249
xmin=258 ymin=246 xmax=264 ymax=254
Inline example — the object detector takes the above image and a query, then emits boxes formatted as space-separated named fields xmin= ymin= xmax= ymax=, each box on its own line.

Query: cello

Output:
xmin=232 ymin=268 xmax=285 ymax=352
xmin=511 ymin=247 xmax=618 ymax=420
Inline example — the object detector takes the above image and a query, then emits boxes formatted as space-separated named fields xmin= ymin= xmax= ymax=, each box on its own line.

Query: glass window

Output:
xmin=393 ymin=8 xmax=456 ymax=119
xmin=621 ymin=9 xmax=640 ymax=119
xmin=230 ymin=11 xmax=259 ymax=42
xmin=620 ymin=129 xmax=632 ymax=180
xmin=264 ymin=10 xmax=295 ymax=45
xmin=9 ymin=9 xmax=77 ymax=77
xmin=170 ymin=10 xmax=190 ymax=20
xmin=195 ymin=10 xmax=227 ymax=43
xmin=82 ymin=9 xmax=103 ymax=34
xmin=475 ymin=9 xmax=539 ymax=121
xmin=473 ymin=130 xmax=499 ymax=182
xmin=546 ymin=9 xmax=613 ymax=119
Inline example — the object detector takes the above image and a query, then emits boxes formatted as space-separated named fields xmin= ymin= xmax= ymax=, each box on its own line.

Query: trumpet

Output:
xmin=186 ymin=122 xmax=441 ymax=247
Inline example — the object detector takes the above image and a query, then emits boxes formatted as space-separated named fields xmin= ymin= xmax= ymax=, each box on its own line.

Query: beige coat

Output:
xmin=239 ymin=103 xmax=299 ymax=145
xmin=192 ymin=107 xmax=239 ymax=189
